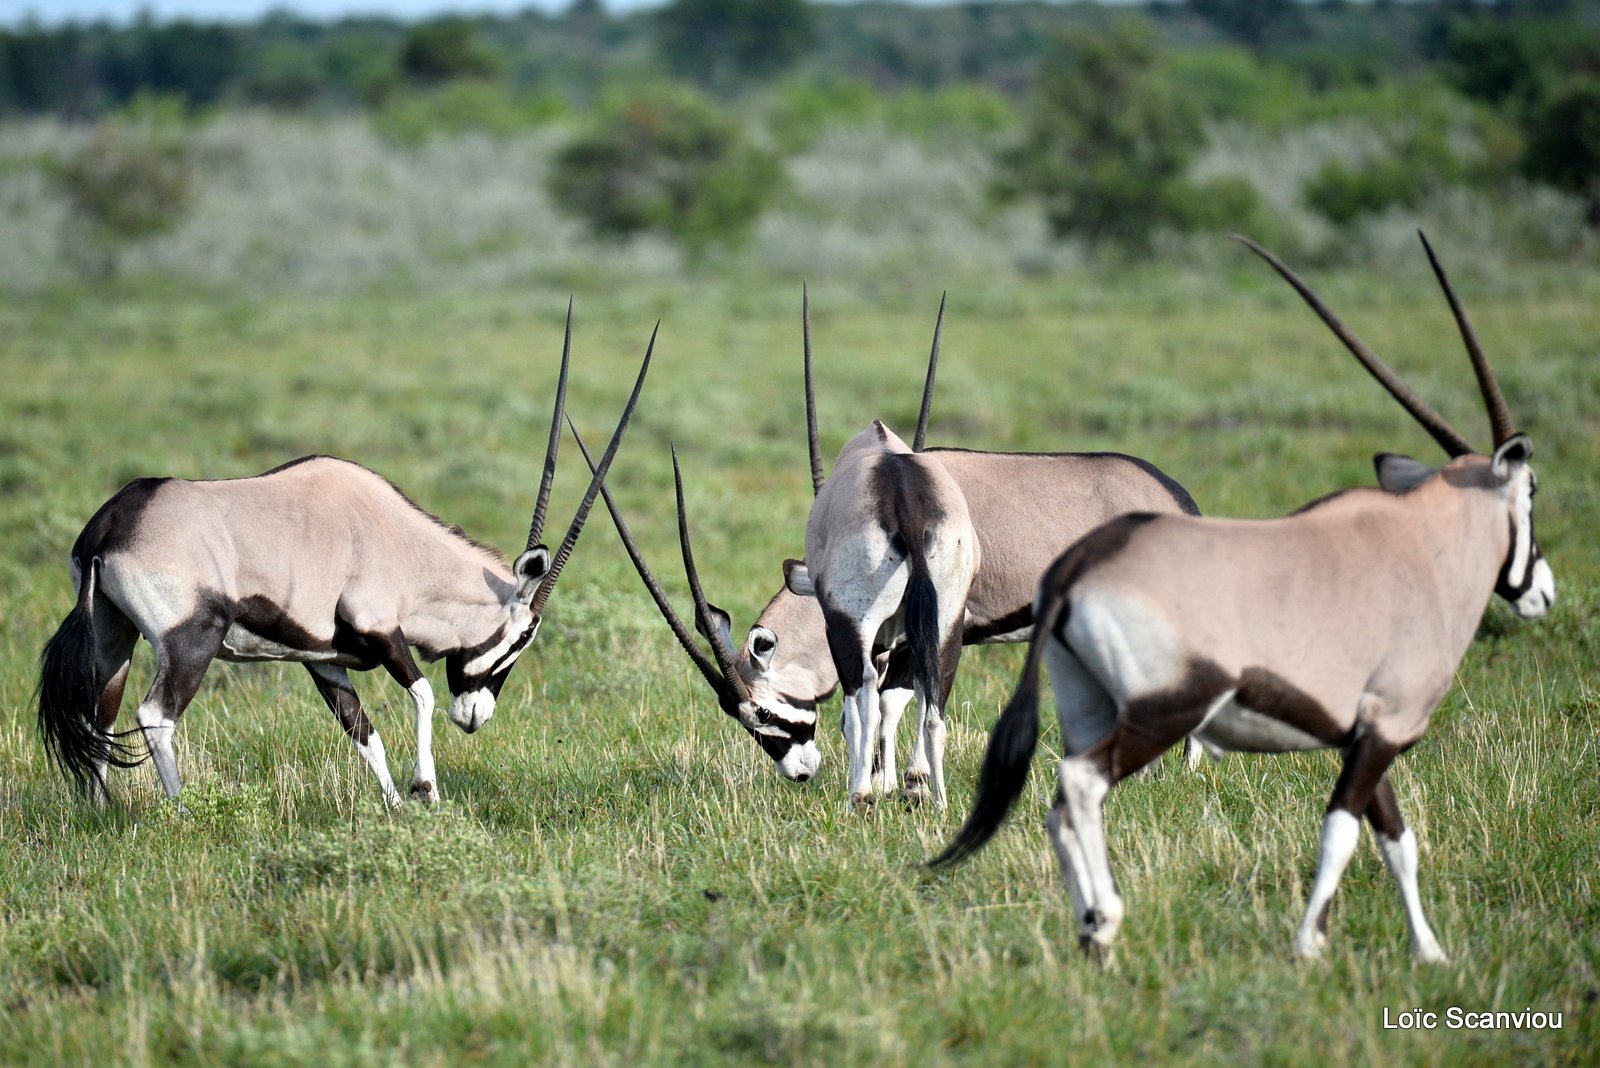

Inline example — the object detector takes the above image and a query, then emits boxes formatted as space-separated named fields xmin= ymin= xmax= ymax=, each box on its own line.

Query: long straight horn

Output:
xmin=803 ymin=281 xmax=824 ymax=495
xmin=1418 ymin=231 xmax=1514 ymax=447
xmin=568 ymin=423 xmax=736 ymax=702
xmin=530 ymin=322 xmax=657 ymax=616
xmin=912 ymin=291 xmax=945 ymax=452
xmin=672 ymin=447 xmax=751 ymax=700
xmin=1232 ymin=234 xmax=1476 ymax=458
xmin=528 ymin=297 xmax=574 ymax=552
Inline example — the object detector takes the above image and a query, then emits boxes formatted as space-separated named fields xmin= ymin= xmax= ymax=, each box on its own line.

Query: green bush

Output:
xmin=399 ymin=18 xmax=500 ymax=85
xmin=999 ymin=21 xmax=1214 ymax=249
xmin=374 ymin=80 xmax=565 ymax=145
xmin=548 ymin=86 xmax=781 ymax=252
xmin=51 ymin=94 xmax=196 ymax=276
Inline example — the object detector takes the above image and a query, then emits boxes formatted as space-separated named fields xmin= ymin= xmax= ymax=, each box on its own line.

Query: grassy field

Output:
xmin=0 ymin=262 xmax=1596 ymax=1065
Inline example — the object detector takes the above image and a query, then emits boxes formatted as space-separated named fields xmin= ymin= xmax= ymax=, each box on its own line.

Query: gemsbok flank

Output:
xmin=578 ymin=290 xmax=1200 ymax=800
xmin=36 ymin=307 xmax=656 ymax=808
xmin=932 ymin=233 xmax=1555 ymax=964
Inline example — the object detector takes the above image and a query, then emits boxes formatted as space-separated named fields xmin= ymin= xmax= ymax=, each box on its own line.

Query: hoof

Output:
xmin=849 ymin=791 xmax=876 ymax=808
xmin=410 ymin=780 xmax=439 ymax=805
xmin=1077 ymin=936 xmax=1114 ymax=969
xmin=902 ymin=782 xmax=931 ymax=805
xmin=1294 ymin=931 xmax=1327 ymax=961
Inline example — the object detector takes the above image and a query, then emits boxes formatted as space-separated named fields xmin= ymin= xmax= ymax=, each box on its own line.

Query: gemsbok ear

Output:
xmin=698 ymin=601 xmax=734 ymax=655
xmin=1491 ymin=433 xmax=1533 ymax=481
xmin=783 ymin=559 xmax=814 ymax=598
xmin=746 ymin=626 xmax=778 ymax=673
xmin=1373 ymin=453 xmax=1436 ymax=494
xmin=513 ymin=546 xmax=552 ymax=604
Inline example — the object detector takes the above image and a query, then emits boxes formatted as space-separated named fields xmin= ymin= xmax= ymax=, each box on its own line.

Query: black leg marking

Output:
xmin=306 ymin=664 xmax=374 ymax=744
xmin=1328 ymin=730 xmax=1401 ymax=818
xmin=1365 ymin=774 xmax=1405 ymax=840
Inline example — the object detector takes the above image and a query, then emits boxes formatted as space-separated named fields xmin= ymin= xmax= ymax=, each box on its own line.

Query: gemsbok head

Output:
xmin=581 ymin=287 xmax=1204 ymax=799
xmin=932 ymin=233 xmax=1553 ymax=964
xmin=37 ymin=306 xmax=656 ymax=808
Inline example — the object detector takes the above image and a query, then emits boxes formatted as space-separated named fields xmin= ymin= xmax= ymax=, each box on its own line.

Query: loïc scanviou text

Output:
xmin=1382 ymin=1007 xmax=1563 ymax=1031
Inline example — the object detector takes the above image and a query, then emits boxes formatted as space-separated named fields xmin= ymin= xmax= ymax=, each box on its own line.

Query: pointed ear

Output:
xmin=696 ymin=601 xmax=734 ymax=654
xmin=1373 ymin=453 xmax=1435 ymax=494
xmin=513 ymin=546 xmax=551 ymax=604
xmin=783 ymin=559 xmax=814 ymax=598
xmin=745 ymin=625 xmax=777 ymax=673
xmin=1491 ymin=433 xmax=1532 ymax=481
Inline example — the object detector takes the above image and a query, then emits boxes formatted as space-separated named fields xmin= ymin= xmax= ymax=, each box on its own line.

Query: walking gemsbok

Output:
xmin=578 ymin=290 xmax=1199 ymax=804
xmin=37 ymin=307 xmax=655 ymax=808
xmin=932 ymin=233 xmax=1555 ymax=963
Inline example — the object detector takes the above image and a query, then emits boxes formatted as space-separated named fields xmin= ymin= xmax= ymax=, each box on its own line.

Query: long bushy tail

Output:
xmin=37 ymin=559 xmax=139 ymax=795
xmin=903 ymin=536 xmax=944 ymax=714
xmin=928 ymin=591 xmax=1065 ymax=867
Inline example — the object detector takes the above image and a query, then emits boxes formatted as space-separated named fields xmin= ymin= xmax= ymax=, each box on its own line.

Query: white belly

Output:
xmin=1197 ymin=700 xmax=1329 ymax=753
xmin=219 ymin=624 xmax=340 ymax=664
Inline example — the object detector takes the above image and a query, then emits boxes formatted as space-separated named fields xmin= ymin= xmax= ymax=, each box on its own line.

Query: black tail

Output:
xmin=928 ymin=593 xmax=1064 ymax=867
xmin=903 ymin=538 xmax=944 ymax=715
xmin=36 ymin=560 xmax=139 ymax=795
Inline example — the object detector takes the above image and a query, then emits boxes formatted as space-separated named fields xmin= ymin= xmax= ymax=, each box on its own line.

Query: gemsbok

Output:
xmin=37 ymin=308 xmax=656 ymax=808
xmin=932 ymin=233 xmax=1555 ymax=964
xmin=578 ymin=290 xmax=1200 ymax=804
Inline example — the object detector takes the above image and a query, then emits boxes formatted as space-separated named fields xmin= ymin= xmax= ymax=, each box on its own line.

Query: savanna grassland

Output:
xmin=0 ymin=258 xmax=1597 ymax=1066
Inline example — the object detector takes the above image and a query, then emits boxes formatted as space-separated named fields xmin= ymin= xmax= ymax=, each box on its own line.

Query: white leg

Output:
xmin=135 ymin=701 xmax=183 ymax=800
xmin=876 ymin=687 xmax=913 ymax=795
xmin=408 ymin=678 xmax=439 ymax=803
xmin=357 ymin=731 xmax=404 ymax=810
xmin=1060 ymin=756 xmax=1123 ymax=953
xmin=1296 ymin=809 xmax=1362 ymax=959
xmin=1378 ymin=829 xmax=1447 ymax=963
xmin=846 ymin=673 xmax=882 ymax=803
xmin=922 ymin=695 xmax=949 ymax=810
xmin=1046 ymin=802 xmax=1096 ymax=941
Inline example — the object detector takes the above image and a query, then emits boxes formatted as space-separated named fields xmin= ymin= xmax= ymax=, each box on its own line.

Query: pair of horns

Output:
xmin=1235 ymin=233 xmax=1515 ymax=456
xmin=804 ymin=284 xmax=947 ymax=493
xmin=572 ymin=431 xmax=754 ymax=712
xmin=524 ymin=301 xmax=657 ymax=617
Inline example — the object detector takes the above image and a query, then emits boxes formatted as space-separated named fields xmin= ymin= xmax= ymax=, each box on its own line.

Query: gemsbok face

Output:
xmin=36 ymin=306 xmax=657 ymax=808
xmin=581 ymin=287 xmax=1203 ymax=793
xmin=933 ymin=232 xmax=1554 ymax=963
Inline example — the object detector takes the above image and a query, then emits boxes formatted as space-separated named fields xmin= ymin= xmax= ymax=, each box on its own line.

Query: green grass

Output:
xmin=1 ymin=265 xmax=1596 ymax=1065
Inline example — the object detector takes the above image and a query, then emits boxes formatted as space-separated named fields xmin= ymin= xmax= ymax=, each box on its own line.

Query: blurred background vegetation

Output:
xmin=1 ymin=0 xmax=1598 ymax=293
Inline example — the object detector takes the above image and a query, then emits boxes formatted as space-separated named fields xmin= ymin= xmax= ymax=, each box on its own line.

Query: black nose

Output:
xmin=794 ymin=772 xmax=812 ymax=783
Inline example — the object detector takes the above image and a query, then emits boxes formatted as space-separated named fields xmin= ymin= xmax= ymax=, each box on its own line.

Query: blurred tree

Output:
xmin=1000 ymin=22 xmax=1253 ymax=249
xmin=655 ymin=0 xmax=815 ymax=93
xmin=1187 ymin=0 xmax=1301 ymax=52
xmin=101 ymin=19 xmax=239 ymax=107
xmin=399 ymin=19 xmax=500 ymax=85
xmin=1522 ymin=78 xmax=1600 ymax=223
xmin=242 ymin=40 xmax=322 ymax=108
xmin=549 ymin=85 xmax=781 ymax=251
xmin=1440 ymin=19 xmax=1543 ymax=107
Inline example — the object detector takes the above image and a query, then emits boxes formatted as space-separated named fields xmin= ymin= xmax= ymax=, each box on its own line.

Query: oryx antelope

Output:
xmin=933 ymin=233 xmax=1555 ymax=964
xmin=36 ymin=309 xmax=655 ymax=808
xmin=577 ymin=294 xmax=1200 ymax=800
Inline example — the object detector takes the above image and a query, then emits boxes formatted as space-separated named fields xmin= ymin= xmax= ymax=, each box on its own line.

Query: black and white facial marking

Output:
xmin=1492 ymin=442 xmax=1553 ymax=619
xmin=737 ymin=691 xmax=821 ymax=782
xmin=444 ymin=614 xmax=539 ymax=732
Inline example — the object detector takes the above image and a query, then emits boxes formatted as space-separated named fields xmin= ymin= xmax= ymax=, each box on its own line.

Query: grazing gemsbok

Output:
xmin=37 ymin=309 xmax=656 ymax=808
xmin=932 ymin=233 xmax=1555 ymax=964
xmin=578 ymin=291 xmax=1200 ymax=799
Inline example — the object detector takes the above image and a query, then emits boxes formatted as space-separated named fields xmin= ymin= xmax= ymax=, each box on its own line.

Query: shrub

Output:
xmin=655 ymin=0 xmax=815 ymax=93
xmin=999 ymin=21 xmax=1215 ymax=249
xmin=399 ymin=18 xmax=500 ymax=85
xmin=51 ymin=94 xmax=196 ymax=276
xmin=548 ymin=86 xmax=781 ymax=252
